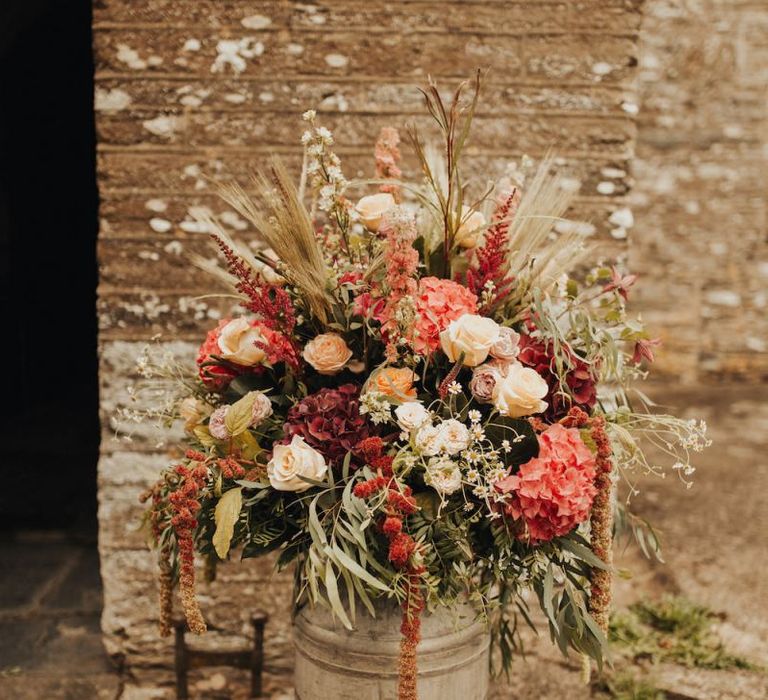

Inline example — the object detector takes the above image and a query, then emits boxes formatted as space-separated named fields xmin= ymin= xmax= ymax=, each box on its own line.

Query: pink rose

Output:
xmin=469 ymin=362 xmax=505 ymax=403
xmin=490 ymin=327 xmax=521 ymax=362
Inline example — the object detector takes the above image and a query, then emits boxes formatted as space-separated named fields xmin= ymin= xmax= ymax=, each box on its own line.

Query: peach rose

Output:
xmin=455 ymin=205 xmax=486 ymax=248
xmin=440 ymin=314 xmax=501 ymax=367
xmin=217 ymin=317 xmax=266 ymax=366
xmin=355 ymin=192 xmax=396 ymax=231
xmin=371 ymin=367 xmax=417 ymax=399
xmin=303 ymin=333 xmax=353 ymax=375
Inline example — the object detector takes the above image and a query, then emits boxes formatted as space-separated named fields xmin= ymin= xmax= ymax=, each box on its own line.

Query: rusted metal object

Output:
xmin=174 ymin=611 xmax=268 ymax=699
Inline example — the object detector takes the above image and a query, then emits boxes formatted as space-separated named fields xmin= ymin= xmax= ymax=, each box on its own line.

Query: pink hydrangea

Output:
xmin=412 ymin=277 xmax=478 ymax=355
xmin=495 ymin=423 xmax=597 ymax=542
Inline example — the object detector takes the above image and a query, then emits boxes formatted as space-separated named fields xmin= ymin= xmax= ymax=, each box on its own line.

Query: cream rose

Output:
xmin=395 ymin=401 xmax=430 ymax=432
xmin=437 ymin=419 xmax=470 ymax=455
xmin=425 ymin=458 xmax=463 ymax=496
xmin=415 ymin=423 xmax=443 ymax=456
xmin=267 ymin=436 xmax=328 ymax=492
xmin=489 ymin=327 xmax=521 ymax=362
xmin=455 ymin=205 xmax=486 ymax=249
xmin=217 ymin=318 xmax=266 ymax=366
xmin=440 ymin=314 xmax=501 ymax=367
xmin=355 ymin=192 xmax=396 ymax=231
xmin=492 ymin=362 xmax=549 ymax=418
xmin=178 ymin=397 xmax=212 ymax=432
xmin=303 ymin=333 xmax=353 ymax=375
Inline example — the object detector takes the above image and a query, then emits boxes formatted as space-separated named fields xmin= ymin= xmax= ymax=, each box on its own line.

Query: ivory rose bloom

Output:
xmin=217 ymin=318 xmax=266 ymax=366
xmin=356 ymin=192 xmax=396 ymax=231
xmin=372 ymin=367 xmax=417 ymax=399
xmin=267 ymin=435 xmax=328 ymax=492
xmin=179 ymin=397 xmax=212 ymax=432
xmin=440 ymin=314 xmax=501 ymax=367
xmin=489 ymin=327 xmax=521 ymax=362
xmin=455 ymin=205 xmax=486 ymax=248
xmin=303 ymin=333 xmax=353 ymax=375
xmin=425 ymin=458 xmax=463 ymax=496
xmin=437 ymin=419 xmax=471 ymax=455
xmin=492 ymin=362 xmax=549 ymax=418
xmin=415 ymin=424 xmax=442 ymax=456
xmin=395 ymin=401 xmax=430 ymax=431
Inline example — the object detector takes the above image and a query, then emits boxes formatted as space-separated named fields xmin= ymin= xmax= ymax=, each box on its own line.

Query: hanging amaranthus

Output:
xmin=585 ymin=415 xmax=614 ymax=633
xmin=561 ymin=407 xmax=614 ymax=634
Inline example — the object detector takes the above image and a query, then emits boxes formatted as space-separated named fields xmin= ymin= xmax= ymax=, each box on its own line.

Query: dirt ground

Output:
xmin=1 ymin=384 xmax=766 ymax=699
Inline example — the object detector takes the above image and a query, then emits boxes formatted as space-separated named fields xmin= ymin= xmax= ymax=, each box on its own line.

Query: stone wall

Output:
xmin=631 ymin=0 xmax=768 ymax=382
xmin=93 ymin=0 xmax=645 ymax=692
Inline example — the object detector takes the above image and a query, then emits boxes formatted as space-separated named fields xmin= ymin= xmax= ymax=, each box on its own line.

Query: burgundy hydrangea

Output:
xmin=517 ymin=335 xmax=597 ymax=422
xmin=282 ymin=384 xmax=376 ymax=468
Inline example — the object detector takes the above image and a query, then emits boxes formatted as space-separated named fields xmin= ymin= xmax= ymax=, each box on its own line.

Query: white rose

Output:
xmin=440 ymin=314 xmax=501 ymax=367
xmin=178 ymin=397 xmax=212 ymax=432
xmin=492 ymin=362 xmax=549 ymax=418
xmin=395 ymin=401 xmax=430 ymax=432
xmin=355 ymin=192 xmax=396 ymax=231
xmin=437 ymin=419 xmax=470 ymax=456
xmin=415 ymin=423 xmax=443 ymax=456
xmin=425 ymin=458 xmax=463 ymax=496
xmin=267 ymin=436 xmax=328 ymax=492
xmin=217 ymin=318 xmax=266 ymax=366
xmin=455 ymin=205 xmax=486 ymax=249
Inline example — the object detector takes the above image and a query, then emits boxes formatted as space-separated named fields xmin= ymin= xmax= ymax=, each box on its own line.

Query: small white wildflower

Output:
xmin=471 ymin=424 xmax=485 ymax=441
xmin=302 ymin=109 xmax=316 ymax=122
xmin=468 ymin=410 xmax=482 ymax=424
xmin=447 ymin=381 xmax=462 ymax=396
xmin=466 ymin=468 xmax=479 ymax=481
xmin=301 ymin=130 xmax=313 ymax=144
xmin=501 ymin=439 xmax=511 ymax=452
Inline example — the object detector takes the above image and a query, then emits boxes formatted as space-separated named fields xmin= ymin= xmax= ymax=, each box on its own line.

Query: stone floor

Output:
xmin=1 ymin=385 xmax=767 ymax=699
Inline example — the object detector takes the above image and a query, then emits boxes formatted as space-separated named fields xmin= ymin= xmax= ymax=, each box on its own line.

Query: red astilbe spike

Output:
xmin=211 ymin=233 xmax=297 ymax=335
xmin=467 ymin=187 xmax=521 ymax=310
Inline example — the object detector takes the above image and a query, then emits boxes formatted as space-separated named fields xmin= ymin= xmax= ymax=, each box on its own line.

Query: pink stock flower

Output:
xmin=495 ymin=423 xmax=597 ymax=542
xmin=374 ymin=127 xmax=402 ymax=199
xmin=412 ymin=277 xmax=478 ymax=355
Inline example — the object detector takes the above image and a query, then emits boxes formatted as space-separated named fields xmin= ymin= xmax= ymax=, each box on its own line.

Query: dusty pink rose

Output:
xmin=489 ymin=327 xmax=521 ymax=362
xmin=495 ymin=423 xmax=597 ymax=542
xmin=469 ymin=362 xmax=506 ymax=403
xmin=250 ymin=392 xmax=273 ymax=426
xmin=208 ymin=406 xmax=230 ymax=440
xmin=412 ymin=277 xmax=478 ymax=355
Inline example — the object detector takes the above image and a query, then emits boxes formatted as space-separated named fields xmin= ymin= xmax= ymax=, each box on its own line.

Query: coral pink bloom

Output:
xmin=495 ymin=423 xmax=597 ymax=542
xmin=412 ymin=277 xmax=478 ymax=355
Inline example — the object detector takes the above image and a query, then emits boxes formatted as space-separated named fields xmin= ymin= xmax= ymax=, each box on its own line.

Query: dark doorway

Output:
xmin=0 ymin=0 xmax=99 ymax=533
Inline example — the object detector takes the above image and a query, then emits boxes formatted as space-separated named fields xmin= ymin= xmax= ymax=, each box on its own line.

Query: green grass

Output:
xmin=593 ymin=670 xmax=666 ymax=700
xmin=593 ymin=595 xmax=760 ymax=699
xmin=609 ymin=595 xmax=757 ymax=671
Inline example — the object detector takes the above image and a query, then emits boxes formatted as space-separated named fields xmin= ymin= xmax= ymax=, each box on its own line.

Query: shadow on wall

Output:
xmin=0 ymin=0 xmax=99 ymax=533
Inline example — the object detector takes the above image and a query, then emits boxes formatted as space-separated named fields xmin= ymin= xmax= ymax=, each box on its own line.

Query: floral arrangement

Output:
xmin=135 ymin=74 xmax=709 ymax=697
